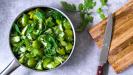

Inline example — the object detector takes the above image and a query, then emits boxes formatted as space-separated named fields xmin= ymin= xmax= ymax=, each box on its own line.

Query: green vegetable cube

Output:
xmin=32 ymin=40 xmax=41 ymax=49
xmin=43 ymin=58 xmax=52 ymax=68
xmin=65 ymin=43 xmax=73 ymax=53
xmin=27 ymin=58 xmax=37 ymax=68
xmin=35 ymin=61 xmax=43 ymax=70
xmin=21 ymin=14 xmax=29 ymax=26
xmin=56 ymin=48 xmax=65 ymax=55
xmin=11 ymin=36 xmax=20 ymax=42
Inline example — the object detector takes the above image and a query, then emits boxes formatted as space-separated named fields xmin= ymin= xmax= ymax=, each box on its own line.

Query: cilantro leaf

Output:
xmin=97 ymin=8 xmax=106 ymax=19
xmin=76 ymin=13 xmax=93 ymax=32
xmin=83 ymin=0 xmax=96 ymax=10
xmin=61 ymin=1 xmax=76 ymax=12
xmin=100 ymin=0 xmax=108 ymax=6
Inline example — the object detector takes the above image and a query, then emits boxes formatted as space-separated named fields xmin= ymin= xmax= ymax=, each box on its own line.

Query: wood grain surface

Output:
xmin=89 ymin=0 xmax=133 ymax=73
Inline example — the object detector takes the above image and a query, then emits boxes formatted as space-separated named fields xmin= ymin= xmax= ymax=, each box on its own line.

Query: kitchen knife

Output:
xmin=96 ymin=12 xmax=113 ymax=75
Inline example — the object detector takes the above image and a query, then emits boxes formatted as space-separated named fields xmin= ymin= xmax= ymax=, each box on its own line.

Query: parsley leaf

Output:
xmin=61 ymin=1 xmax=76 ymax=12
xmin=100 ymin=0 xmax=108 ymax=6
xmin=76 ymin=13 xmax=93 ymax=32
xmin=61 ymin=0 xmax=107 ymax=32
xmin=83 ymin=0 xmax=96 ymax=10
xmin=97 ymin=8 xmax=106 ymax=19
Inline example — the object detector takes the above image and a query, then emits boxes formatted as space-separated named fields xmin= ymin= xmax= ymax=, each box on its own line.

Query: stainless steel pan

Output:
xmin=0 ymin=6 xmax=76 ymax=75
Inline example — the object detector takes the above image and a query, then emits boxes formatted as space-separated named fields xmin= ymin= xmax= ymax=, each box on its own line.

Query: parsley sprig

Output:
xmin=61 ymin=0 xmax=108 ymax=32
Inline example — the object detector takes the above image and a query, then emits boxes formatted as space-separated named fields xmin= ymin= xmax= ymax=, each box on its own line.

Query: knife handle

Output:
xmin=96 ymin=64 xmax=104 ymax=75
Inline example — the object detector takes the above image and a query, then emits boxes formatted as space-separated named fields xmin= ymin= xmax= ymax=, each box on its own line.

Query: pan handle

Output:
xmin=0 ymin=59 xmax=20 ymax=75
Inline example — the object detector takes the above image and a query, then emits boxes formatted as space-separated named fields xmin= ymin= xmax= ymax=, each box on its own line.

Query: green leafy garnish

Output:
xmin=100 ymin=0 xmax=108 ymax=6
xmin=61 ymin=0 xmax=95 ymax=32
xmin=97 ymin=8 xmax=106 ymax=19
xmin=61 ymin=0 xmax=108 ymax=32
xmin=61 ymin=1 xmax=76 ymax=12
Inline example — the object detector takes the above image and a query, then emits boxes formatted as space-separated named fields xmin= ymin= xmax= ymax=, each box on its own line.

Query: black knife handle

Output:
xmin=97 ymin=64 xmax=104 ymax=75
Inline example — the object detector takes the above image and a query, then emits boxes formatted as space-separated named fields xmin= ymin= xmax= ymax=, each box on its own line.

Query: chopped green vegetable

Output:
xmin=20 ymin=46 xmax=26 ymax=52
xmin=32 ymin=40 xmax=41 ymax=49
xmin=56 ymin=48 xmax=65 ymax=55
xmin=65 ymin=43 xmax=73 ymax=53
xmin=19 ymin=55 xmax=26 ymax=64
xmin=43 ymin=58 xmax=52 ymax=68
xmin=35 ymin=60 xmax=43 ymax=70
xmin=27 ymin=58 xmax=37 ymax=68
xmin=14 ymin=24 xmax=21 ymax=34
xmin=21 ymin=14 xmax=29 ymax=26
xmin=11 ymin=36 xmax=20 ymax=42
xmin=10 ymin=8 xmax=74 ymax=70
xmin=21 ymin=25 xmax=28 ymax=35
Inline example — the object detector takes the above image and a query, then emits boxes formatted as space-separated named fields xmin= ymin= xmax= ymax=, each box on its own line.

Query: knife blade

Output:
xmin=96 ymin=12 xmax=113 ymax=75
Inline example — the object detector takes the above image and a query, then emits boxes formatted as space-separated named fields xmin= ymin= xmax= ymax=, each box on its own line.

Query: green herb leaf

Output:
xmin=14 ymin=24 xmax=21 ymax=34
xmin=83 ymin=0 xmax=96 ymax=10
xmin=100 ymin=0 xmax=108 ymax=6
xmin=97 ymin=8 xmax=106 ymax=19
xmin=61 ymin=1 xmax=76 ymax=12
xmin=76 ymin=13 xmax=93 ymax=32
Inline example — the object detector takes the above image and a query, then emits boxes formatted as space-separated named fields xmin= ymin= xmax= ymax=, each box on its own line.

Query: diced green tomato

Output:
xmin=63 ymin=20 xmax=71 ymax=29
xmin=32 ymin=40 xmax=41 ymax=49
xmin=35 ymin=61 xmax=43 ymax=70
xmin=11 ymin=36 xmax=20 ymax=42
xmin=20 ymin=46 xmax=26 ymax=52
xmin=43 ymin=58 xmax=52 ymax=68
xmin=22 ymin=14 xmax=29 ymax=26
xmin=27 ymin=58 xmax=36 ymax=68
xmin=56 ymin=48 xmax=65 ymax=55
xmin=21 ymin=25 xmax=28 ymax=35
xmin=19 ymin=55 xmax=25 ymax=64
xmin=65 ymin=43 xmax=73 ymax=53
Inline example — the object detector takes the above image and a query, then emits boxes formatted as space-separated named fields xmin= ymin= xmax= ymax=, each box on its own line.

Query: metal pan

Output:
xmin=0 ymin=6 xmax=76 ymax=75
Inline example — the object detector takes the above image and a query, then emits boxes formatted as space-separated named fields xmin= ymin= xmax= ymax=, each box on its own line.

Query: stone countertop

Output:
xmin=0 ymin=0 xmax=132 ymax=75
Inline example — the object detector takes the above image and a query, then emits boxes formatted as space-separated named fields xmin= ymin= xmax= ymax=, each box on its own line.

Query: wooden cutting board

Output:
xmin=89 ymin=1 xmax=133 ymax=73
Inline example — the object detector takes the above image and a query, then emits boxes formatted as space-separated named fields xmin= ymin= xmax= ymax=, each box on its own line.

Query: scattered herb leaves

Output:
xmin=61 ymin=0 xmax=108 ymax=32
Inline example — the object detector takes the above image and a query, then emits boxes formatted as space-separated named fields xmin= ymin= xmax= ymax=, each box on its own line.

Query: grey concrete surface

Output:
xmin=0 ymin=0 xmax=132 ymax=75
